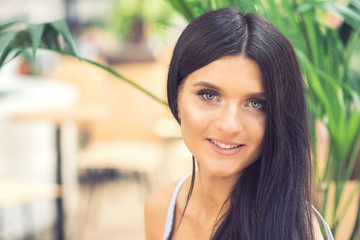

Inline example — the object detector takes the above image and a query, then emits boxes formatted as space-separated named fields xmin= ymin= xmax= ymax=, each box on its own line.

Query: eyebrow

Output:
xmin=193 ymin=81 xmax=266 ymax=98
xmin=247 ymin=92 xmax=266 ymax=98
xmin=193 ymin=82 xmax=220 ymax=91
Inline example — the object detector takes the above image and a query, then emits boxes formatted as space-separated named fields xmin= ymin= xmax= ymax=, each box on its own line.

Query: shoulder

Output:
xmin=313 ymin=215 xmax=324 ymax=240
xmin=309 ymin=203 xmax=333 ymax=240
xmin=144 ymin=180 xmax=181 ymax=240
xmin=312 ymin=214 xmax=324 ymax=240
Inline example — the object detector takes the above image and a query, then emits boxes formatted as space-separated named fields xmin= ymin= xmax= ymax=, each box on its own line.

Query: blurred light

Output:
xmin=153 ymin=117 xmax=181 ymax=139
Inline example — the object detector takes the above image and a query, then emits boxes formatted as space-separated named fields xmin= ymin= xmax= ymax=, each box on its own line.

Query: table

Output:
xmin=0 ymin=74 xmax=108 ymax=240
xmin=13 ymin=104 xmax=109 ymax=240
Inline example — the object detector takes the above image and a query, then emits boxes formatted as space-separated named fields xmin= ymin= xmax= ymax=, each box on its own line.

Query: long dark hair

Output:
xmin=167 ymin=8 xmax=314 ymax=240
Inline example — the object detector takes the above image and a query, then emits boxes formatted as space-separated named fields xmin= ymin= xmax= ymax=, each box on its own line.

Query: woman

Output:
xmin=145 ymin=8 xmax=333 ymax=240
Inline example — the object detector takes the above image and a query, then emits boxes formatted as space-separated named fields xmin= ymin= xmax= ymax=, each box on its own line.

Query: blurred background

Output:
xmin=0 ymin=0 xmax=359 ymax=240
xmin=0 ymin=0 xmax=192 ymax=239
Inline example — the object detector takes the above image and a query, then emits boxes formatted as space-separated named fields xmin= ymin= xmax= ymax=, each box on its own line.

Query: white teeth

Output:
xmin=210 ymin=140 xmax=240 ymax=149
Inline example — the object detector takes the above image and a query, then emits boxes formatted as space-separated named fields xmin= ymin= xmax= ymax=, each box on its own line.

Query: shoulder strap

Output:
xmin=310 ymin=204 xmax=334 ymax=240
xmin=163 ymin=183 xmax=333 ymax=240
xmin=162 ymin=175 xmax=190 ymax=240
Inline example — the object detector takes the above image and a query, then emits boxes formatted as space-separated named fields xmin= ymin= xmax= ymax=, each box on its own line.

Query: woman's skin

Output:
xmin=178 ymin=55 xmax=265 ymax=181
xmin=144 ymin=55 xmax=324 ymax=240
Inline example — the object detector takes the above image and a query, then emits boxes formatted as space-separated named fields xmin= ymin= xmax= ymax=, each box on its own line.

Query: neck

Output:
xmin=172 ymin=171 xmax=239 ymax=240
xmin=192 ymin=170 xmax=238 ymax=217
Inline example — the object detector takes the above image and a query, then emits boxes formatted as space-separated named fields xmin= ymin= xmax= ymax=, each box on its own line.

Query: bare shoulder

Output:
xmin=144 ymin=180 xmax=181 ymax=240
xmin=312 ymin=213 xmax=325 ymax=240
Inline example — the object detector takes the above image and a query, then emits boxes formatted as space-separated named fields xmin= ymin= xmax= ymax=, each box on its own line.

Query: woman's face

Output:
xmin=177 ymin=55 xmax=266 ymax=178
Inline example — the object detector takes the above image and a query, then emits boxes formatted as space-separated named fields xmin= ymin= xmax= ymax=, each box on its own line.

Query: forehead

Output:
xmin=182 ymin=55 xmax=263 ymax=94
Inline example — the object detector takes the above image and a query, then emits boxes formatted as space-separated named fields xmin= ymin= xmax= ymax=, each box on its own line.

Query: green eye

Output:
xmin=204 ymin=93 xmax=216 ymax=101
xmin=197 ymin=90 xmax=219 ymax=102
xmin=250 ymin=100 xmax=262 ymax=109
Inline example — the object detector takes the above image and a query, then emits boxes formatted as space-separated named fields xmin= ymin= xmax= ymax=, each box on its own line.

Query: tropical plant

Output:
xmin=0 ymin=20 xmax=167 ymax=106
xmin=165 ymin=0 xmax=360 ymax=238
xmin=107 ymin=0 xmax=177 ymax=43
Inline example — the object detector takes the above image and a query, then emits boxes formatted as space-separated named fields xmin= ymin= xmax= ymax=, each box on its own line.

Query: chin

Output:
xmin=204 ymin=166 xmax=243 ymax=179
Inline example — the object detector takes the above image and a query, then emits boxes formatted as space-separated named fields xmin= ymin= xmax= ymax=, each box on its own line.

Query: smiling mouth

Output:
xmin=209 ymin=139 xmax=243 ymax=149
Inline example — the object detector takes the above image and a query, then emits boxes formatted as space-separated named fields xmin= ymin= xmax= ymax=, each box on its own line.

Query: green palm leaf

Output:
xmin=0 ymin=20 xmax=166 ymax=106
xmin=28 ymin=24 xmax=44 ymax=59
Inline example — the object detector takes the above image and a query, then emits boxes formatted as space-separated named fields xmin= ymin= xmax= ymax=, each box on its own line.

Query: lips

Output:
xmin=209 ymin=139 xmax=242 ymax=149
xmin=208 ymin=138 xmax=244 ymax=155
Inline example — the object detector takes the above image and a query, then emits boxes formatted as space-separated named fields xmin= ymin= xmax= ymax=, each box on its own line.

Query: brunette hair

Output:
xmin=167 ymin=8 xmax=314 ymax=240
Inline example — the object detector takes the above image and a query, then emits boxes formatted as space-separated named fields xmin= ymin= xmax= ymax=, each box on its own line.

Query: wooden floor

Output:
xmin=68 ymin=176 xmax=147 ymax=240
xmin=65 ymin=140 xmax=192 ymax=240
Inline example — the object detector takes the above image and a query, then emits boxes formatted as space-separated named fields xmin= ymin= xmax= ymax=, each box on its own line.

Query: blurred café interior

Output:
xmin=0 ymin=0 xmax=192 ymax=239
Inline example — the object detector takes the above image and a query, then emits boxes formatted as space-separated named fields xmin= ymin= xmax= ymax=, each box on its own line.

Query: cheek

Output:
xmin=241 ymin=113 xmax=266 ymax=152
xmin=178 ymin=94 xmax=216 ymax=150
xmin=244 ymin=112 xmax=266 ymax=136
xmin=249 ymin=116 xmax=266 ymax=153
xmin=179 ymin=100 xmax=205 ymax=135
xmin=255 ymin=117 xmax=266 ymax=141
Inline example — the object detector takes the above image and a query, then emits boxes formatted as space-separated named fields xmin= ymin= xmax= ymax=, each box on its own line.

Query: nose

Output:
xmin=214 ymin=103 xmax=242 ymax=136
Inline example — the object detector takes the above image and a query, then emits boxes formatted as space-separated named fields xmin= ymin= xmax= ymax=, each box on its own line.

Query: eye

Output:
xmin=203 ymin=93 xmax=216 ymax=101
xmin=247 ymin=99 xmax=266 ymax=111
xmin=197 ymin=90 xmax=219 ymax=102
xmin=250 ymin=100 xmax=262 ymax=109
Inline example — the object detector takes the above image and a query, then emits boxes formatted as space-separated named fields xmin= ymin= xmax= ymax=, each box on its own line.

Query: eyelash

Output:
xmin=197 ymin=90 xmax=219 ymax=102
xmin=246 ymin=99 xmax=266 ymax=111
xmin=197 ymin=89 xmax=266 ymax=111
